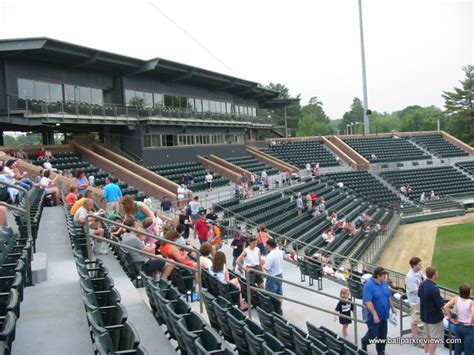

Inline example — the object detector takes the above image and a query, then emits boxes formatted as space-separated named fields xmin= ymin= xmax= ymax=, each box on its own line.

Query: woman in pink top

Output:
xmin=444 ymin=283 xmax=474 ymax=355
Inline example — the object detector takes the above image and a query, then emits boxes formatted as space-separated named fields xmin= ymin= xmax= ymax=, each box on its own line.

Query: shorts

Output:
xmin=410 ymin=304 xmax=421 ymax=324
xmin=424 ymin=321 xmax=444 ymax=339
xmin=142 ymin=259 xmax=166 ymax=275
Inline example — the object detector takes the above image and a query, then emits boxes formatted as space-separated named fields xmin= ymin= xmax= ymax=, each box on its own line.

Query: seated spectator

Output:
xmin=43 ymin=158 xmax=56 ymax=172
xmin=70 ymin=190 xmax=94 ymax=216
xmin=143 ymin=195 xmax=153 ymax=210
xmin=34 ymin=169 xmax=44 ymax=184
xmin=209 ymin=251 xmax=248 ymax=311
xmin=65 ymin=185 xmax=78 ymax=206
xmin=10 ymin=160 xmax=34 ymax=189
xmin=336 ymin=181 xmax=344 ymax=189
xmin=199 ymin=242 xmax=213 ymax=269
xmin=3 ymin=160 xmax=30 ymax=190
xmin=44 ymin=149 xmax=54 ymax=160
xmin=64 ymin=170 xmax=73 ymax=179
xmin=39 ymin=170 xmax=62 ymax=205
xmin=400 ymin=185 xmax=407 ymax=194
xmin=0 ymin=206 xmax=8 ymax=226
xmin=35 ymin=148 xmax=46 ymax=160
xmin=160 ymin=230 xmax=197 ymax=269
xmin=14 ymin=149 xmax=28 ymax=161
xmin=88 ymin=175 xmax=95 ymax=187
xmin=121 ymin=217 xmax=174 ymax=279
xmin=406 ymin=184 xmax=412 ymax=193
xmin=370 ymin=153 xmax=378 ymax=160
xmin=108 ymin=214 xmax=126 ymax=239
xmin=313 ymin=163 xmax=320 ymax=175
xmin=420 ymin=191 xmax=426 ymax=202
xmin=142 ymin=217 xmax=161 ymax=246
xmin=73 ymin=198 xmax=107 ymax=254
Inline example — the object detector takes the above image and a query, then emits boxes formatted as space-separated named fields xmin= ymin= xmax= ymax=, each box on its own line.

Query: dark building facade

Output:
xmin=0 ymin=37 xmax=280 ymax=165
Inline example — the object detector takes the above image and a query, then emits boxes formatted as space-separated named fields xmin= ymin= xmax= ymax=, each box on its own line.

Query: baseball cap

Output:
xmin=248 ymin=236 xmax=257 ymax=242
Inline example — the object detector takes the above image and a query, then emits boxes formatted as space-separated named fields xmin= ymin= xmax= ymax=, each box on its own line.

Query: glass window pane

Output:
xmin=79 ymin=86 xmax=92 ymax=104
xmin=143 ymin=92 xmax=153 ymax=107
xmin=35 ymin=81 xmax=50 ymax=101
xmin=49 ymin=83 xmax=62 ymax=102
xmin=187 ymin=98 xmax=195 ymax=110
xmin=64 ymin=85 xmax=76 ymax=101
xmin=125 ymin=90 xmax=135 ymax=104
xmin=172 ymin=96 xmax=181 ymax=108
xmin=18 ymin=79 xmax=35 ymax=98
xmin=210 ymin=100 xmax=216 ymax=113
xmin=164 ymin=95 xmax=173 ymax=107
xmin=91 ymin=88 xmax=103 ymax=105
xmin=153 ymin=93 xmax=163 ymax=107
xmin=202 ymin=99 xmax=209 ymax=112
xmin=195 ymin=98 xmax=202 ymax=112
xmin=226 ymin=102 xmax=231 ymax=114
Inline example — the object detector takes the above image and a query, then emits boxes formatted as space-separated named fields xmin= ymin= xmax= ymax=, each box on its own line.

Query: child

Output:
xmin=335 ymin=287 xmax=353 ymax=338
xmin=230 ymin=228 xmax=246 ymax=272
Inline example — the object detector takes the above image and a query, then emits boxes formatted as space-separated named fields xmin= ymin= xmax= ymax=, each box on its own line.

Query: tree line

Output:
xmin=264 ymin=65 xmax=473 ymax=146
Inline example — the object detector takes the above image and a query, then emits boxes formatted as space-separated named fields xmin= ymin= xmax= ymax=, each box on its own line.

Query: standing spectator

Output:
xmin=230 ymin=229 xmax=246 ymax=272
xmin=313 ymin=163 xmax=320 ymax=175
xmin=305 ymin=162 xmax=311 ymax=174
xmin=176 ymin=184 xmax=187 ymax=208
xmin=236 ymin=236 xmax=264 ymax=288
xmin=120 ymin=195 xmax=155 ymax=226
xmin=264 ymin=239 xmax=283 ymax=296
xmin=335 ymin=287 xmax=353 ymax=338
xmin=194 ymin=212 xmax=210 ymax=244
xmin=65 ymin=185 xmax=78 ymax=206
xmin=143 ymin=194 xmax=153 ymax=210
xmin=161 ymin=195 xmax=172 ymax=213
xmin=256 ymin=224 xmax=272 ymax=255
xmin=418 ymin=266 xmax=446 ymax=355
xmin=207 ymin=220 xmax=222 ymax=253
xmin=102 ymin=177 xmax=122 ymax=215
xmin=188 ymin=196 xmax=201 ymax=222
xmin=205 ymin=171 xmax=213 ymax=191
xmin=206 ymin=207 xmax=218 ymax=222
xmin=405 ymin=257 xmax=424 ymax=342
xmin=296 ymin=194 xmax=303 ymax=216
xmin=73 ymin=170 xmax=89 ymax=195
xmin=420 ymin=192 xmax=426 ymax=203
xmin=44 ymin=149 xmax=54 ymax=160
xmin=444 ymin=283 xmax=474 ymax=355
xmin=261 ymin=169 xmax=268 ymax=180
xmin=178 ymin=208 xmax=192 ymax=240
xmin=14 ymin=149 xmax=28 ymax=161
xmin=361 ymin=267 xmax=396 ymax=354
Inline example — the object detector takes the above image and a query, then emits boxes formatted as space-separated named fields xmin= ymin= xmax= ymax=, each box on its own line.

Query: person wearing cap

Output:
xmin=361 ymin=267 xmax=396 ymax=355
xmin=236 ymin=236 xmax=264 ymax=288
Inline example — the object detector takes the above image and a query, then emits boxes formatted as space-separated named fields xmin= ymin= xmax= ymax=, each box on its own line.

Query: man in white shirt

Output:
xmin=305 ymin=163 xmax=311 ymax=174
xmin=177 ymin=184 xmax=187 ymax=208
xmin=264 ymin=239 xmax=283 ymax=295
xmin=405 ymin=256 xmax=424 ymax=341
xmin=188 ymin=195 xmax=201 ymax=222
xmin=205 ymin=172 xmax=213 ymax=191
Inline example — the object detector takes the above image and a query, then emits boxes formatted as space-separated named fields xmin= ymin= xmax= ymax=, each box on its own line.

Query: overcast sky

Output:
xmin=0 ymin=0 xmax=472 ymax=118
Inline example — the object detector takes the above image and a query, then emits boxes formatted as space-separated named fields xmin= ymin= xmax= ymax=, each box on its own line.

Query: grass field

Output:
xmin=432 ymin=222 xmax=474 ymax=291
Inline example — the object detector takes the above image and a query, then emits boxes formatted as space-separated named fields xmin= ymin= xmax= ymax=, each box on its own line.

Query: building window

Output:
xmin=35 ymin=81 xmax=50 ymax=101
xmin=143 ymin=92 xmax=153 ymax=107
xmin=18 ymin=79 xmax=35 ymax=98
xmin=153 ymin=93 xmax=163 ymax=107
xmin=202 ymin=99 xmax=210 ymax=112
xmin=91 ymin=88 xmax=103 ymax=105
xmin=164 ymin=95 xmax=173 ymax=108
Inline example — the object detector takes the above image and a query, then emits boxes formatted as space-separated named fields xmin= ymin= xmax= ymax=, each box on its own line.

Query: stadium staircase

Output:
xmin=221 ymin=155 xmax=279 ymax=176
xmin=246 ymin=145 xmax=298 ymax=173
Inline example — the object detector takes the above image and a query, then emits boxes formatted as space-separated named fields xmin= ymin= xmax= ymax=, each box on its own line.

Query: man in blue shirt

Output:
xmin=361 ymin=267 xmax=396 ymax=355
xmin=102 ymin=177 xmax=122 ymax=215
xmin=418 ymin=266 xmax=445 ymax=355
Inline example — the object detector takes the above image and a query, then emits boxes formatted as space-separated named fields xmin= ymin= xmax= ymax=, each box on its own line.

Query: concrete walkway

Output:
xmin=14 ymin=206 xmax=93 ymax=355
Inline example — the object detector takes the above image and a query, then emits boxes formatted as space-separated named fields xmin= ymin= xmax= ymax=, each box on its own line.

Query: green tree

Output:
xmin=301 ymin=97 xmax=329 ymax=123
xmin=442 ymin=65 xmax=474 ymax=145
xmin=296 ymin=114 xmax=333 ymax=136
xmin=369 ymin=112 xmax=401 ymax=133
xmin=338 ymin=97 xmax=364 ymax=134
xmin=398 ymin=106 xmax=446 ymax=132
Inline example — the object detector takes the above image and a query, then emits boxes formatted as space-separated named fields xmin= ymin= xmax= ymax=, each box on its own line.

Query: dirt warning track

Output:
xmin=377 ymin=214 xmax=474 ymax=274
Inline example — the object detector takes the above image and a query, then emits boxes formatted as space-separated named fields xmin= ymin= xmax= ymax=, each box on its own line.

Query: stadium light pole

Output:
xmin=358 ymin=0 xmax=370 ymax=135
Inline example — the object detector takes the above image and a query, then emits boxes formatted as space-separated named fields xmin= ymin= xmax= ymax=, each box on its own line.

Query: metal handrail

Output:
xmin=80 ymin=214 xmax=203 ymax=312
xmin=215 ymin=201 xmax=460 ymax=299
xmin=245 ymin=267 xmax=366 ymax=345
xmin=88 ymin=234 xmax=203 ymax=313
xmin=0 ymin=181 xmax=32 ymax=243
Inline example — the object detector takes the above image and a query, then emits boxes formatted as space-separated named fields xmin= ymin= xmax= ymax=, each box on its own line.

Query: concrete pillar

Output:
xmin=0 ymin=130 xmax=4 ymax=146
xmin=42 ymin=131 xmax=48 ymax=145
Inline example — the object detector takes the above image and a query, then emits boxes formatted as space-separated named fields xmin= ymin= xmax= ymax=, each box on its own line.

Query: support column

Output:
xmin=0 ymin=130 xmax=4 ymax=146
xmin=42 ymin=131 xmax=48 ymax=145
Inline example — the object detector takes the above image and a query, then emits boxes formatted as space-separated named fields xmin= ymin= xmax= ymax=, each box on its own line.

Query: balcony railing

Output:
xmin=6 ymin=95 xmax=274 ymax=126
